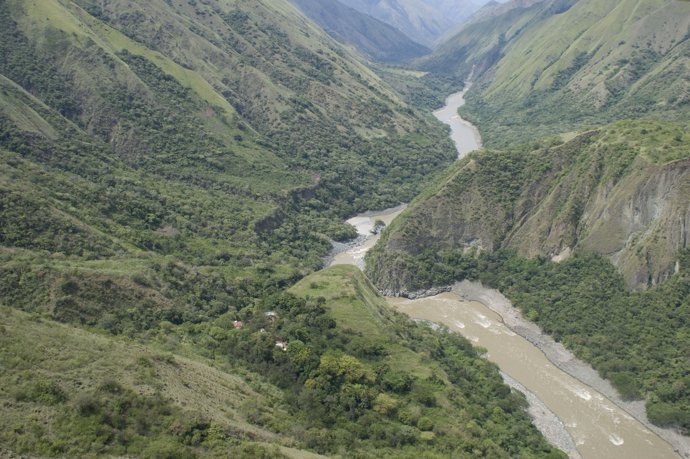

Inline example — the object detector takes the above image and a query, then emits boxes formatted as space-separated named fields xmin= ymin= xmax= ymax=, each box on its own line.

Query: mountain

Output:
xmin=0 ymin=0 xmax=567 ymax=457
xmin=368 ymin=120 xmax=690 ymax=292
xmin=367 ymin=0 xmax=690 ymax=436
xmin=289 ymin=0 xmax=430 ymax=62
xmin=366 ymin=120 xmax=690 ymax=432
xmin=436 ymin=0 xmax=547 ymax=43
xmin=338 ymin=0 xmax=485 ymax=46
xmin=425 ymin=0 xmax=690 ymax=146
xmin=0 ymin=0 xmax=456 ymax=323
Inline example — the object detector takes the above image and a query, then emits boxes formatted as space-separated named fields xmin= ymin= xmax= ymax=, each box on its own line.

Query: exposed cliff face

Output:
xmin=370 ymin=121 xmax=690 ymax=291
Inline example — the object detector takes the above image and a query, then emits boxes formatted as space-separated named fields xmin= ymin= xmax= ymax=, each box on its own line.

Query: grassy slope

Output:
xmin=0 ymin=0 xmax=456 ymax=332
xmin=0 ymin=0 xmax=568 ymax=457
xmin=427 ymin=0 xmax=690 ymax=147
xmin=0 ymin=306 xmax=311 ymax=458
xmin=419 ymin=0 xmax=562 ymax=78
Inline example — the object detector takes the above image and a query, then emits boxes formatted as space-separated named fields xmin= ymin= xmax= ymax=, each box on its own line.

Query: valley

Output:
xmin=0 ymin=0 xmax=688 ymax=458
xmin=332 ymin=92 xmax=686 ymax=458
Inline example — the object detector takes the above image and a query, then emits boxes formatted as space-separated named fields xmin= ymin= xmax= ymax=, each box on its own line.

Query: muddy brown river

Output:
xmin=389 ymin=293 xmax=679 ymax=459
xmin=327 ymin=85 xmax=685 ymax=458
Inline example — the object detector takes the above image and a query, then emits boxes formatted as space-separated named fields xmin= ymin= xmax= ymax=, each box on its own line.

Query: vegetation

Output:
xmin=366 ymin=119 xmax=690 ymax=434
xmin=0 ymin=0 xmax=456 ymax=337
xmin=369 ymin=246 xmax=690 ymax=433
xmin=0 ymin=307 xmax=295 ymax=458
xmin=238 ymin=266 xmax=564 ymax=457
xmin=425 ymin=0 xmax=690 ymax=147
xmin=368 ymin=120 xmax=690 ymax=291
xmin=0 ymin=0 xmax=566 ymax=457
xmin=0 ymin=266 xmax=566 ymax=458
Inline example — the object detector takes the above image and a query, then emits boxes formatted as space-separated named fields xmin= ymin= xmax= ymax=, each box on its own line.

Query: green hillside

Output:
xmin=366 ymin=120 xmax=690 ymax=432
xmin=427 ymin=0 xmax=690 ymax=146
xmin=0 ymin=0 xmax=571 ymax=457
xmin=368 ymin=120 xmax=690 ymax=291
xmin=0 ymin=266 xmax=565 ymax=458
xmin=375 ymin=0 xmax=690 ymax=436
xmin=0 ymin=0 xmax=456 ymax=332
xmin=0 ymin=306 xmax=309 ymax=458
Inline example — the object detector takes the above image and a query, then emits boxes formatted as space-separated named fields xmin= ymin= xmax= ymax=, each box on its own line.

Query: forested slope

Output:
xmin=366 ymin=120 xmax=690 ymax=434
xmin=0 ymin=264 xmax=566 ymax=457
xmin=0 ymin=0 xmax=569 ymax=457
xmin=0 ymin=0 xmax=456 ymax=333
xmin=426 ymin=0 xmax=690 ymax=146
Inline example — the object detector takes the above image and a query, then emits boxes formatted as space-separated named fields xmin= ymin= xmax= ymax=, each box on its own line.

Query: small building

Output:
xmin=232 ymin=320 xmax=244 ymax=329
xmin=275 ymin=340 xmax=288 ymax=351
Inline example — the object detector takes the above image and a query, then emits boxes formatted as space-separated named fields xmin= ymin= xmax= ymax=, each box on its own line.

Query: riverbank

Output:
xmin=454 ymin=280 xmax=689 ymax=459
xmin=327 ymin=204 xmax=406 ymax=269
xmin=328 ymin=81 xmax=686 ymax=457
xmin=432 ymin=83 xmax=482 ymax=159
xmin=499 ymin=371 xmax=582 ymax=459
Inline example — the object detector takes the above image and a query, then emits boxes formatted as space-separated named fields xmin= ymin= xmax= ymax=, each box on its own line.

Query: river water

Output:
xmin=432 ymin=82 xmax=482 ymax=158
xmin=389 ymin=293 xmax=679 ymax=459
xmin=329 ymin=204 xmax=406 ymax=269
xmin=329 ymin=87 xmax=684 ymax=459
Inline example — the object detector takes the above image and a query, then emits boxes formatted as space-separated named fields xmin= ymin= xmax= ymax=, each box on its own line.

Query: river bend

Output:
xmin=329 ymin=87 xmax=683 ymax=459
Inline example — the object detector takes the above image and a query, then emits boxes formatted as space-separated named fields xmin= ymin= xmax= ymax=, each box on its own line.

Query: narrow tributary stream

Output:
xmin=328 ymin=84 xmax=686 ymax=459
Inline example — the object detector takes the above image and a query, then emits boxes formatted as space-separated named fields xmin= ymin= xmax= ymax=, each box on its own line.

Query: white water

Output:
xmin=329 ymin=204 xmax=406 ymax=269
xmin=389 ymin=293 xmax=680 ymax=459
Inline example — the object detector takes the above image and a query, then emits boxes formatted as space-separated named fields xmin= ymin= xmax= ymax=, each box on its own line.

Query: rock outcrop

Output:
xmin=369 ymin=120 xmax=690 ymax=291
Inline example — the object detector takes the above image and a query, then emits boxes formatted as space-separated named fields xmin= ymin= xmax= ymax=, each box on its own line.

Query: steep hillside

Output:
xmin=289 ymin=0 xmax=430 ymax=62
xmin=0 ymin=0 xmax=455 ymax=332
xmin=366 ymin=121 xmax=690 ymax=433
xmin=0 ymin=306 xmax=312 ymax=458
xmin=0 ymin=0 xmax=571 ymax=456
xmin=7 ymin=0 xmax=454 ymax=206
xmin=0 ymin=266 xmax=565 ymax=457
xmin=338 ymin=0 xmax=484 ymax=46
xmin=285 ymin=265 xmax=564 ymax=457
xmin=426 ymin=0 xmax=690 ymax=146
xmin=422 ymin=0 xmax=567 ymax=78
xmin=368 ymin=120 xmax=690 ymax=292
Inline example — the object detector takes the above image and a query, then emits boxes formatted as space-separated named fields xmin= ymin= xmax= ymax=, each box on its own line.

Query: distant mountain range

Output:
xmin=337 ymin=0 xmax=491 ymax=45
xmin=289 ymin=0 xmax=430 ymax=62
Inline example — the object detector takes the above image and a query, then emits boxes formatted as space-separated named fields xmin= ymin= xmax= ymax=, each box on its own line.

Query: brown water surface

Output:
xmin=388 ymin=293 xmax=680 ymax=459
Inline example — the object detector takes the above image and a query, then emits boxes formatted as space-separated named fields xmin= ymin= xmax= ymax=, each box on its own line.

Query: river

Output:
xmin=432 ymin=82 xmax=482 ymax=159
xmin=329 ymin=86 xmax=687 ymax=458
